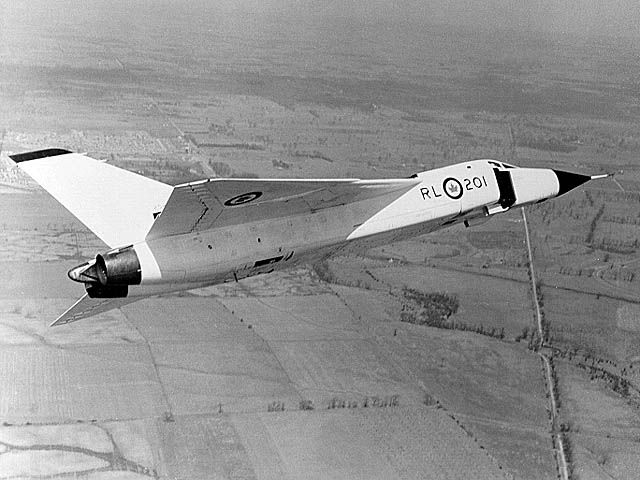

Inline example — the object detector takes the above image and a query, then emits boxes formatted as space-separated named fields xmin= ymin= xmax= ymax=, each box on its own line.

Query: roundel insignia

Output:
xmin=442 ymin=177 xmax=463 ymax=199
xmin=224 ymin=191 xmax=263 ymax=206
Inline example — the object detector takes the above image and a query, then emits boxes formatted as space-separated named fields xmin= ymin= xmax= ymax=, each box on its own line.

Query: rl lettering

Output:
xmin=420 ymin=186 xmax=443 ymax=200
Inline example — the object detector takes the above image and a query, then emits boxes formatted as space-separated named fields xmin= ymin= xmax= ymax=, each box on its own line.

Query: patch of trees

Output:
xmin=267 ymin=401 xmax=285 ymax=412
xmin=551 ymin=348 xmax=638 ymax=400
xmin=299 ymin=400 xmax=314 ymax=410
xmin=163 ymin=411 xmax=175 ymax=422
xmin=277 ymin=396 xmax=402 ymax=412
xmin=327 ymin=395 xmax=399 ymax=409
xmin=557 ymin=265 xmax=636 ymax=282
xmin=272 ymin=158 xmax=291 ymax=169
xmin=400 ymin=288 xmax=459 ymax=327
xmin=515 ymin=326 xmax=542 ymax=350
xmin=576 ymin=362 xmax=633 ymax=397
xmin=400 ymin=288 xmax=510 ymax=340
xmin=514 ymin=326 xmax=530 ymax=343
xmin=435 ymin=320 xmax=505 ymax=340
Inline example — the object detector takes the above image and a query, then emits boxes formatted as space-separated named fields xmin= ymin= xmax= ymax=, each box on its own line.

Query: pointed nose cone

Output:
xmin=553 ymin=170 xmax=592 ymax=196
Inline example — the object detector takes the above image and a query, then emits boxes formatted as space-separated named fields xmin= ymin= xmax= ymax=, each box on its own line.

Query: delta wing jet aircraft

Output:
xmin=10 ymin=149 xmax=604 ymax=326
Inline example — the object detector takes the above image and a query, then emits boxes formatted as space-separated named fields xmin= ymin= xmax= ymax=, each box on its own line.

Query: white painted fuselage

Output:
xmin=127 ymin=159 xmax=560 ymax=297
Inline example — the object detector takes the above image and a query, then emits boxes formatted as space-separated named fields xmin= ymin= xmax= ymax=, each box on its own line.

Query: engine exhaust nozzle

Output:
xmin=95 ymin=246 xmax=142 ymax=286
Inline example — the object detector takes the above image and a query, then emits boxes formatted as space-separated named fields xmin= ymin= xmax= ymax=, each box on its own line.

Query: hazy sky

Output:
xmin=175 ymin=0 xmax=638 ymax=39
xmin=281 ymin=0 xmax=640 ymax=37
xmin=2 ymin=0 xmax=639 ymax=39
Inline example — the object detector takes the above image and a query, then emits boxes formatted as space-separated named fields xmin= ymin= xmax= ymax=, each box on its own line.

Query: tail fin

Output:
xmin=10 ymin=149 xmax=173 ymax=248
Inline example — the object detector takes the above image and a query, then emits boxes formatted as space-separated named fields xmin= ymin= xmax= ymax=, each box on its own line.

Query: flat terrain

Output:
xmin=2 ymin=2 xmax=640 ymax=478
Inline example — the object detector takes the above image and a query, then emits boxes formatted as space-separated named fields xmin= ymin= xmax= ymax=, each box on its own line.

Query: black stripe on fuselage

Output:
xmin=254 ymin=255 xmax=284 ymax=267
xmin=9 ymin=148 xmax=72 ymax=163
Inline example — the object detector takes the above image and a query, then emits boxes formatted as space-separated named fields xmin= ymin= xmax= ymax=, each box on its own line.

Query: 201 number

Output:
xmin=464 ymin=176 xmax=488 ymax=191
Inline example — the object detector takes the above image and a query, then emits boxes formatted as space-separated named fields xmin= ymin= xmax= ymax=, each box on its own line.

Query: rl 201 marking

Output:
xmin=420 ymin=175 xmax=488 ymax=200
xmin=224 ymin=191 xmax=263 ymax=206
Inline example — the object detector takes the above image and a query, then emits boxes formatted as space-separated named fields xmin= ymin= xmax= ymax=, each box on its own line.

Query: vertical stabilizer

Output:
xmin=10 ymin=149 xmax=173 ymax=248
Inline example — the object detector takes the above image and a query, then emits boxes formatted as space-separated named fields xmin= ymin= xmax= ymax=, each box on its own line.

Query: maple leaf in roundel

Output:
xmin=447 ymin=181 xmax=460 ymax=194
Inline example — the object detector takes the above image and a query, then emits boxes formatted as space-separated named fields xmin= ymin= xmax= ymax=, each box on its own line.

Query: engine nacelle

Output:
xmin=95 ymin=245 xmax=141 ymax=286
xmin=67 ymin=244 xmax=145 ymax=295
xmin=68 ymin=242 xmax=162 ymax=291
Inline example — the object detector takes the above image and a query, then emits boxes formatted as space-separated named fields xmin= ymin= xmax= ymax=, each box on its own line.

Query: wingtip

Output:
xmin=49 ymin=317 xmax=70 ymax=327
xmin=49 ymin=294 xmax=88 ymax=327
xmin=9 ymin=148 xmax=72 ymax=163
